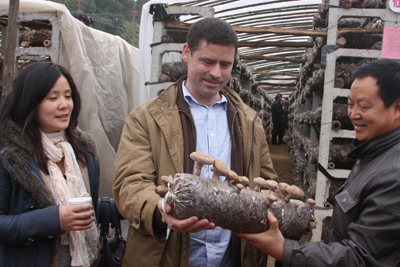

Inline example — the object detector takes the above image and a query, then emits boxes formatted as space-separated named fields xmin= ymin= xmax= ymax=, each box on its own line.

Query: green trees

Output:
xmin=53 ymin=0 xmax=145 ymax=47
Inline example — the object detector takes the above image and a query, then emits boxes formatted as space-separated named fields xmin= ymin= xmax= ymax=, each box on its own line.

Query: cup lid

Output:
xmin=68 ymin=197 xmax=92 ymax=205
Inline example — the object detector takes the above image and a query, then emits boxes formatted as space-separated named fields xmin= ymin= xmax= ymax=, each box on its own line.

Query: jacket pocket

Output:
xmin=335 ymin=188 xmax=357 ymax=213
xmin=332 ymin=188 xmax=358 ymax=241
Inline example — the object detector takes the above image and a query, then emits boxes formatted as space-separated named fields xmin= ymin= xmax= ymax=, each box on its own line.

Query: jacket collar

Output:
xmin=348 ymin=126 xmax=400 ymax=159
xmin=175 ymin=76 xmax=252 ymax=118
xmin=0 ymin=119 xmax=97 ymax=208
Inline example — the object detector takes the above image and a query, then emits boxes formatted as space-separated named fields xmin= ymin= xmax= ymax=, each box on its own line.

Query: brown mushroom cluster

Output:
xmin=155 ymin=152 xmax=317 ymax=239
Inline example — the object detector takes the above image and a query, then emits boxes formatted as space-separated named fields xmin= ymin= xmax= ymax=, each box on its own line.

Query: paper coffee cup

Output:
xmin=68 ymin=197 xmax=93 ymax=218
xmin=68 ymin=197 xmax=92 ymax=206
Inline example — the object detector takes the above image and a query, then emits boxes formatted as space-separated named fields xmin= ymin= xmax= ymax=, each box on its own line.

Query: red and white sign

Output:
xmin=389 ymin=0 xmax=400 ymax=12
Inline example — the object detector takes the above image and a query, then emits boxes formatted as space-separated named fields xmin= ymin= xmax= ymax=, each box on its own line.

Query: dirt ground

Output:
xmin=266 ymin=135 xmax=293 ymax=266
xmin=268 ymin=135 xmax=293 ymax=184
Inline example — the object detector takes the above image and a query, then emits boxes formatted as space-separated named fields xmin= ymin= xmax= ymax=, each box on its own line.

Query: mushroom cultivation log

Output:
xmin=155 ymin=152 xmax=317 ymax=241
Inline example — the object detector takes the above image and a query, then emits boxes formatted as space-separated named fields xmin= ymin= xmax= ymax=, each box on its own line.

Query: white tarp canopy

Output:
xmin=0 ymin=0 xmax=140 ymax=197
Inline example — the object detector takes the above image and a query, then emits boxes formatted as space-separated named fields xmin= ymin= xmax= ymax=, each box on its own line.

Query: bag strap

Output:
xmin=98 ymin=197 xmax=111 ymax=237
xmin=110 ymin=198 xmax=122 ymax=236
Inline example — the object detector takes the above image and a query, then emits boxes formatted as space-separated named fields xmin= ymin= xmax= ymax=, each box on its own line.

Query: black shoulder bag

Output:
xmin=98 ymin=197 xmax=126 ymax=267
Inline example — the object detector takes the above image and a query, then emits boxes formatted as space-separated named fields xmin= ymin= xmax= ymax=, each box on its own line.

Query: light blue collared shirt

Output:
xmin=183 ymin=82 xmax=232 ymax=267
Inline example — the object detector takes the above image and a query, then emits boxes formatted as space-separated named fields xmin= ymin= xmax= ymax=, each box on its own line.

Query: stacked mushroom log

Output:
xmin=227 ymin=58 xmax=274 ymax=140
xmin=155 ymin=152 xmax=317 ymax=240
xmin=19 ymin=28 xmax=52 ymax=48
xmin=290 ymin=0 xmax=385 ymax=201
xmin=288 ymin=0 xmax=388 ymax=242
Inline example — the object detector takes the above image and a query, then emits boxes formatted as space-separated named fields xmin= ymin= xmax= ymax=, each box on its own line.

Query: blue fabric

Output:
xmin=0 ymin=143 xmax=99 ymax=267
xmin=183 ymin=82 xmax=232 ymax=267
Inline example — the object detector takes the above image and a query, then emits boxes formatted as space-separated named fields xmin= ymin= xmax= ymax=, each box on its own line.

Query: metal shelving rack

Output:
xmin=312 ymin=0 xmax=397 ymax=241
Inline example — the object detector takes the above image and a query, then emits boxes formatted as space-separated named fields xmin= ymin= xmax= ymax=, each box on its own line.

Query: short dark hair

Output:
xmin=0 ymin=62 xmax=87 ymax=173
xmin=275 ymin=94 xmax=282 ymax=100
xmin=186 ymin=18 xmax=238 ymax=57
xmin=352 ymin=59 xmax=400 ymax=108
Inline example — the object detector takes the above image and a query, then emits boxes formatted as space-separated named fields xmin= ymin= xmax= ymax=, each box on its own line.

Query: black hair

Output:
xmin=352 ymin=59 xmax=400 ymax=108
xmin=0 ymin=62 xmax=87 ymax=173
xmin=186 ymin=18 xmax=238 ymax=57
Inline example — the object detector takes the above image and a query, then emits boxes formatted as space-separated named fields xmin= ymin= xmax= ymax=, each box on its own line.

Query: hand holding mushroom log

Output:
xmin=234 ymin=212 xmax=285 ymax=262
xmin=155 ymin=153 xmax=317 ymax=240
xmin=156 ymin=175 xmax=216 ymax=233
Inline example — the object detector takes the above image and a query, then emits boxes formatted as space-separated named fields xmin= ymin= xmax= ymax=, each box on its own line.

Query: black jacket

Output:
xmin=283 ymin=126 xmax=400 ymax=267
xmin=0 ymin=120 xmax=99 ymax=267
xmin=271 ymin=100 xmax=283 ymax=124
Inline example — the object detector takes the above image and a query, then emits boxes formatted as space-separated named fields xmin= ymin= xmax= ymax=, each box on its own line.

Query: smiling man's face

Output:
xmin=348 ymin=76 xmax=399 ymax=141
xmin=182 ymin=40 xmax=235 ymax=106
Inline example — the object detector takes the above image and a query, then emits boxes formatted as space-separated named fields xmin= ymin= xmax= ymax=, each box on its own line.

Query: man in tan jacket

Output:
xmin=113 ymin=18 xmax=278 ymax=267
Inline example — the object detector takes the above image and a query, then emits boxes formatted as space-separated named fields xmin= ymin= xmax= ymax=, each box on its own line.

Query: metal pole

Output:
xmin=131 ymin=11 xmax=136 ymax=46
xmin=2 ymin=0 xmax=19 ymax=106
xmin=77 ymin=0 xmax=80 ymax=10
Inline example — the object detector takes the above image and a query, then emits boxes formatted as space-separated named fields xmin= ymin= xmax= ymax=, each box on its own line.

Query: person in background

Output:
xmin=0 ymin=62 xmax=100 ymax=267
xmin=113 ymin=18 xmax=278 ymax=267
xmin=235 ymin=58 xmax=400 ymax=267
xmin=271 ymin=94 xmax=284 ymax=144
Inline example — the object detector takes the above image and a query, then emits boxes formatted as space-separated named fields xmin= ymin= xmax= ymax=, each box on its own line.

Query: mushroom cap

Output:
xmin=238 ymin=176 xmax=249 ymax=186
xmin=253 ymin=177 xmax=269 ymax=189
xmin=213 ymin=159 xmax=229 ymax=176
xmin=307 ymin=198 xmax=316 ymax=206
xmin=227 ymin=170 xmax=239 ymax=181
xmin=267 ymin=194 xmax=278 ymax=202
xmin=155 ymin=186 xmax=169 ymax=197
xmin=236 ymin=183 xmax=244 ymax=190
xmin=190 ymin=152 xmax=214 ymax=165
xmin=286 ymin=185 xmax=304 ymax=200
xmin=160 ymin=175 xmax=170 ymax=186
xmin=278 ymin=182 xmax=289 ymax=190
xmin=265 ymin=180 xmax=278 ymax=190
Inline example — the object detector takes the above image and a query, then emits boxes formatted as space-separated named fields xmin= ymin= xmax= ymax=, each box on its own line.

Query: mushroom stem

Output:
xmin=212 ymin=159 xmax=229 ymax=182
xmin=210 ymin=166 xmax=220 ymax=181
xmin=190 ymin=152 xmax=214 ymax=176
xmin=253 ymin=177 xmax=270 ymax=193
xmin=193 ymin=163 xmax=204 ymax=176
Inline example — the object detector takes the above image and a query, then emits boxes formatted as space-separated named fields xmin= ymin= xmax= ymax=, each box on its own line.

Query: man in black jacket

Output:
xmin=236 ymin=59 xmax=400 ymax=266
xmin=271 ymin=94 xmax=284 ymax=144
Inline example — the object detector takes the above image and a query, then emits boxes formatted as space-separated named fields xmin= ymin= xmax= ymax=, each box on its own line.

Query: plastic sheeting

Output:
xmin=0 ymin=0 xmax=140 ymax=197
xmin=139 ymin=0 xmax=186 ymax=105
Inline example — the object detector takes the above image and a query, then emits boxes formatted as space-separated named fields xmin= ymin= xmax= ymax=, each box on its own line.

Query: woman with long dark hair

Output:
xmin=0 ymin=62 xmax=100 ymax=266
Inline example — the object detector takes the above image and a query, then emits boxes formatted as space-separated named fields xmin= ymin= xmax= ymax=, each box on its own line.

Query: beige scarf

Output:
xmin=40 ymin=130 xmax=98 ymax=267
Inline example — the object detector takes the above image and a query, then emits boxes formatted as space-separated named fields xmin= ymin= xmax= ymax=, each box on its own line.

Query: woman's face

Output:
xmin=37 ymin=75 xmax=74 ymax=133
